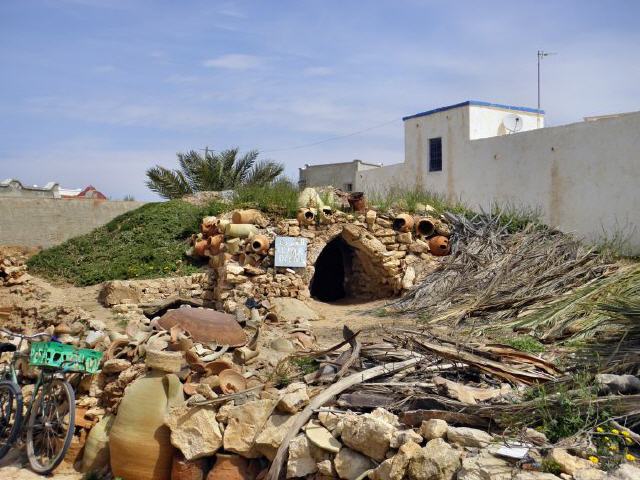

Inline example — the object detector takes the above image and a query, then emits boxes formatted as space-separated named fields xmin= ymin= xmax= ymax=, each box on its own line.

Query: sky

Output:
xmin=1 ymin=0 xmax=639 ymax=201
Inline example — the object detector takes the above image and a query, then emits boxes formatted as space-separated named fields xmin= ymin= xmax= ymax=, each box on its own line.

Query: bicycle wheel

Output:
xmin=26 ymin=378 xmax=75 ymax=474
xmin=0 ymin=380 xmax=23 ymax=460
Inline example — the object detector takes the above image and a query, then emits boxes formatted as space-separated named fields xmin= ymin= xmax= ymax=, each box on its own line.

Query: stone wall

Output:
xmin=99 ymin=273 xmax=210 ymax=307
xmin=0 ymin=197 xmax=145 ymax=248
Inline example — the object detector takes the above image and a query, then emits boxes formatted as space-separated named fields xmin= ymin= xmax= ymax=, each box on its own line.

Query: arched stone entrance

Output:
xmin=308 ymin=224 xmax=401 ymax=302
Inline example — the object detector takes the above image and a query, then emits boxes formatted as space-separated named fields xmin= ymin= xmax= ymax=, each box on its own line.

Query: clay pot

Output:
xmin=109 ymin=372 xmax=184 ymax=480
xmin=206 ymin=454 xmax=256 ymax=480
xmin=225 ymin=237 xmax=241 ymax=254
xmin=81 ymin=414 xmax=114 ymax=473
xmin=428 ymin=235 xmax=451 ymax=256
xmin=201 ymin=216 xmax=219 ymax=237
xmin=231 ymin=209 xmax=264 ymax=225
xmin=158 ymin=308 xmax=247 ymax=346
xmin=250 ymin=235 xmax=270 ymax=254
xmin=204 ymin=359 xmax=237 ymax=376
xmin=193 ymin=239 xmax=208 ymax=257
xmin=207 ymin=234 xmax=224 ymax=255
xmin=218 ymin=369 xmax=247 ymax=394
xmin=171 ymin=452 xmax=207 ymax=480
xmin=415 ymin=216 xmax=437 ymax=237
xmin=225 ymin=224 xmax=258 ymax=239
xmin=393 ymin=213 xmax=415 ymax=233
xmin=347 ymin=192 xmax=366 ymax=212
xmin=296 ymin=208 xmax=315 ymax=225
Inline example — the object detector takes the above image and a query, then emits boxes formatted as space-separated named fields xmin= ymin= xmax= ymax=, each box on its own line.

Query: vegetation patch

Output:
xmin=502 ymin=335 xmax=546 ymax=353
xmin=28 ymin=200 xmax=223 ymax=286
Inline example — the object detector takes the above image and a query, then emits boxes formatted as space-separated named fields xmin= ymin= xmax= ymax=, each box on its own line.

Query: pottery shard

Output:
xmin=446 ymin=426 xmax=493 ymax=448
xmin=334 ymin=447 xmax=375 ymax=480
xmin=407 ymin=438 xmax=462 ymax=480
xmin=457 ymin=451 xmax=513 ymax=480
xmin=286 ymin=434 xmax=331 ymax=479
xmin=278 ymin=382 xmax=310 ymax=414
xmin=165 ymin=405 xmax=223 ymax=460
xmin=255 ymin=413 xmax=297 ymax=461
xmin=305 ymin=419 xmax=341 ymax=453
xmin=549 ymin=448 xmax=597 ymax=476
xmin=341 ymin=414 xmax=395 ymax=461
xmin=420 ymin=419 xmax=448 ymax=440
xmin=223 ymin=399 xmax=277 ymax=458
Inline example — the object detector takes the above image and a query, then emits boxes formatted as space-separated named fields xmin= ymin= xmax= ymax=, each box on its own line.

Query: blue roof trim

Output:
xmin=402 ymin=100 xmax=545 ymax=121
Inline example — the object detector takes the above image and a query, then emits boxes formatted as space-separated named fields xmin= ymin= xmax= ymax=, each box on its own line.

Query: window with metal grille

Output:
xmin=429 ymin=137 xmax=443 ymax=172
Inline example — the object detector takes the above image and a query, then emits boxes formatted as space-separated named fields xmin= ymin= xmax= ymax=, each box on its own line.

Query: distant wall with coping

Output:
xmin=0 ymin=198 xmax=146 ymax=248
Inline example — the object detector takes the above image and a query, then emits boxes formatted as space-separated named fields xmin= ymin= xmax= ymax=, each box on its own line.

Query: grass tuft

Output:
xmin=232 ymin=179 xmax=299 ymax=217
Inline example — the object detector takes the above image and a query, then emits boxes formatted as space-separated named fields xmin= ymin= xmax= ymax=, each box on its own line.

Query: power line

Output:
xmin=197 ymin=117 xmax=400 ymax=156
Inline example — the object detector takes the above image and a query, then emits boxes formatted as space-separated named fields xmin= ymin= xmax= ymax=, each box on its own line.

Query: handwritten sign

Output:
xmin=274 ymin=236 xmax=308 ymax=268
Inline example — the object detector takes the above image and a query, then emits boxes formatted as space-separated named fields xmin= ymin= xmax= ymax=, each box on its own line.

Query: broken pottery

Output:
xmin=158 ymin=308 xmax=247 ymax=346
xmin=428 ymin=235 xmax=451 ymax=256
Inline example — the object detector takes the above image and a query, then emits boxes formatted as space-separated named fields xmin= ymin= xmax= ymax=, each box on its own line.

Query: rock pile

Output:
xmin=0 ymin=251 xmax=32 ymax=287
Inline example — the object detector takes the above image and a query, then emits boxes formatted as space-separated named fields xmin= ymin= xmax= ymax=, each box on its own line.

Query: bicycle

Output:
xmin=0 ymin=328 xmax=82 ymax=474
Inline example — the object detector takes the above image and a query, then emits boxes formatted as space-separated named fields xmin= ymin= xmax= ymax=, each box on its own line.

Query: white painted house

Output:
xmin=301 ymin=100 xmax=640 ymax=253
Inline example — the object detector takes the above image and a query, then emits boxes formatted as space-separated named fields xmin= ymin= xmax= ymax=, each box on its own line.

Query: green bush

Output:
xmin=28 ymin=200 xmax=224 ymax=286
xmin=232 ymin=179 xmax=299 ymax=217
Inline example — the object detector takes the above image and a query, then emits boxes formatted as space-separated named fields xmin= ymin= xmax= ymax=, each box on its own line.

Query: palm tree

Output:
xmin=146 ymin=148 xmax=285 ymax=199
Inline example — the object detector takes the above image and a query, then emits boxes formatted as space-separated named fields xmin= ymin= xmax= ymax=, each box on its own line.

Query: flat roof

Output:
xmin=402 ymin=100 xmax=545 ymax=121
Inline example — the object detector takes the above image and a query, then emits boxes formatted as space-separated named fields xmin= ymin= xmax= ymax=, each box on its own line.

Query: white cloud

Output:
xmin=303 ymin=66 xmax=334 ymax=77
xmin=203 ymin=54 xmax=262 ymax=70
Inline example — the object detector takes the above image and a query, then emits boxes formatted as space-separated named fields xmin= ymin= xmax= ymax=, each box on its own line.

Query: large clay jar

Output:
xmin=297 ymin=208 xmax=315 ymax=226
xmin=81 ymin=414 xmax=114 ymax=473
xmin=193 ymin=239 xmax=208 ymax=257
xmin=415 ymin=216 xmax=437 ymax=237
xmin=231 ymin=209 xmax=264 ymax=225
xmin=225 ymin=224 xmax=258 ymax=239
xmin=171 ymin=452 xmax=208 ymax=480
xmin=109 ymin=372 xmax=184 ymax=480
xmin=348 ymin=192 xmax=366 ymax=212
xmin=206 ymin=454 xmax=257 ymax=480
xmin=393 ymin=213 xmax=415 ymax=233
xmin=428 ymin=235 xmax=451 ymax=256
xmin=250 ymin=235 xmax=270 ymax=255
xmin=201 ymin=216 xmax=219 ymax=237
xmin=207 ymin=234 xmax=224 ymax=255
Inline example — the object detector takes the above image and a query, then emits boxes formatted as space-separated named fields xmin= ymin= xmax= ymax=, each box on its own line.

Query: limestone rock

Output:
xmin=145 ymin=349 xmax=183 ymax=373
xmin=317 ymin=459 xmax=335 ymax=477
xmin=390 ymin=429 xmax=423 ymax=448
xmin=573 ymin=469 xmax=608 ymax=480
xmin=446 ymin=426 xmax=493 ymax=448
xmin=457 ymin=451 xmax=513 ymax=480
xmin=611 ymin=463 xmax=640 ymax=480
xmin=407 ymin=438 xmax=462 ymax=480
xmin=390 ymin=440 xmax=423 ymax=480
xmin=370 ymin=459 xmax=393 ymax=480
xmin=99 ymin=280 xmax=142 ymax=306
xmin=524 ymin=428 xmax=548 ymax=445
xmin=549 ymin=449 xmax=596 ymax=476
xmin=278 ymin=382 xmax=309 ymax=413
xmin=334 ymin=447 xmax=375 ymax=480
xmin=514 ymin=473 xmax=563 ymax=480
xmin=370 ymin=407 xmax=400 ymax=427
xmin=255 ymin=413 xmax=296 ymax=461
xmin=318 ymin=411 xmax=341 ymax=432
xmin=165 ymin=405 xmax=223 ymax=460
xmin=341 ymin=413 xmax=395 ymax=461
xmin=102 ymin=358 xmax=132 ymax=374
xmin=286 ymin=434 xmax=331 ymax=479
xmin=420 ymin=419 xmax=448 ymax=440
xmin=223 ymin=399 xmax=277 ymax=458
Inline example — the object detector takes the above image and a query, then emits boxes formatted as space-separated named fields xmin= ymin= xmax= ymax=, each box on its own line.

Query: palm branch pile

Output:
xmin=391 ymin=212 xmax=614 ymax=332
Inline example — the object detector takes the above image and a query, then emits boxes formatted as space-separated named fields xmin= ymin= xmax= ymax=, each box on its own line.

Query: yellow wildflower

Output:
xmin=609 ymin=444 xmax=619 ymax=451
xmin=611 ymin=429 xmax=620 ymax=435
xmin=596 ymin=427 xmax=604 ymax=433
xmin=626 ymin=437 xmax=633 ymax=445
xmin=625 ymin=453 xmax=636 ymax=462
xmin=621 ymin=430 xmax=630 ymax=437
xmin=588 ymin=456 xmax=599 ymax=464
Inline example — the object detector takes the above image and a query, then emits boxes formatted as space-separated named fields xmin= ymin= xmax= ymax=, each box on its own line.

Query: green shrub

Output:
xmin=28 ymin=200 xmax=224 ymax=286
xmin=502 ymin=335 xmax=545 ymax=353
xmin=232 ymin=179 xmax=299 ymax=217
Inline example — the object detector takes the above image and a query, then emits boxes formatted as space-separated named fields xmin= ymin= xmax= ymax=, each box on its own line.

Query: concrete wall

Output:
xmin=300 ymin=159 xmax=380 ymax=191
xmin=0 ymin=198 xmax=145 ymax=248
xmin=358 ymin=105 xmax=640 ymax=253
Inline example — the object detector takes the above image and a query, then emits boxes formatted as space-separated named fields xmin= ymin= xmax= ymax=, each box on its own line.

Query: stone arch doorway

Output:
xmin=309 ymin=224 xmax=401 ymax=303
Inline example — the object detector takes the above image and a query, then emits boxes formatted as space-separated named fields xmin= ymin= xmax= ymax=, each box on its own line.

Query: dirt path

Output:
xmin=306 ymin=297 xmax=418 ymax=346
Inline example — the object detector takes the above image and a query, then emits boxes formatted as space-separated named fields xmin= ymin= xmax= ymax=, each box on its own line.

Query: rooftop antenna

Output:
xmin=537 ymin=50 xmax=557 ymax=127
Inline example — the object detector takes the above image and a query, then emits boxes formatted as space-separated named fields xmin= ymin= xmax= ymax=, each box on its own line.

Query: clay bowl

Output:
xmin=218 ymin=369 xmax=247 ymax=395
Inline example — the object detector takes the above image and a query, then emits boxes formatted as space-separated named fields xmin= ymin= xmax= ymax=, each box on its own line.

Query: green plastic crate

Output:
xmin=29 ymin=342 xmax=103 ymax=374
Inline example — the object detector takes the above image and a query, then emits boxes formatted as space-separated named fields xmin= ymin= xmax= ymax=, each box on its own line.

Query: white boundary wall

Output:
xmin=357 ymin=105 xmax=640 ymax=253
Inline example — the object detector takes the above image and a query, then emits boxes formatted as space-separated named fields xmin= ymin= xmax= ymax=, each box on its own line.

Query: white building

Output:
xmin=301 ymin=100 xmax=640 ymax=253
xmin=299 ymin=159 xmax=382 ymax=192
